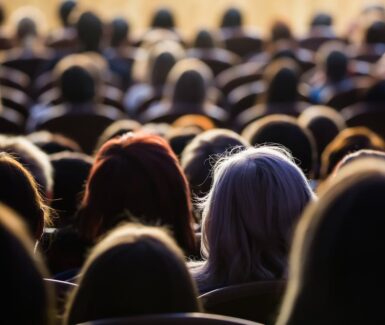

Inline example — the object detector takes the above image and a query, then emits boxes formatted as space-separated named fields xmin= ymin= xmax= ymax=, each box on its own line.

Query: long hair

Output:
xmin=77 ymin=133 xmax=195 ymax=254
xmin=192 ymin=146 xmax=314 ymax=291
xmin=277 ymin=158 xmax=385 ymax=325
xmin=65 ymin=224 xmax=201 ymax=324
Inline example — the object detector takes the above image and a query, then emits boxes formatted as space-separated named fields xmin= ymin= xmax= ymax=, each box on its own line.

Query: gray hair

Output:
xmin=192 ymin=145 xmax=315 ymax=291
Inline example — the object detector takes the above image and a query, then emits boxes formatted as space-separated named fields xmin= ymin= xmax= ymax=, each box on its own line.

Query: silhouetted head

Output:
xmin=220 ymin=7 xmax=243 ymax=28
xmin=242 ymin=115 xmax=317 ymax=177
xmin=76 ymin=11 xmax=103 ymax=52
xmin=59 ymin=0 xmax=77 ymax=27
xmin=166 ymin=126 xmax=201 ymax=158
xmin=0 ymin=204 xmax=55 ymax=325
xmin=365 ymin=20 xmax=385 ymax=44
xmin=150 ymin=8 xmax=175 ymax=29
xmin=193 ymin=29 xmax=216 ymax=49
xmin=325 ymin=50 xmax=348 ymax=82
xmin=77 ymin=133 xmax=195 ymax=254
xmin=110 ymin=17 xmax=129 ymax=47
xmin=16 ymin=17 xmax=38 ymax=41
xmin=310 ymin=12 xmax=333 ymax=27
xmin=277 ymin=159 xmax=385 ymax=325
xmin=65 ymin=224 xmax=201 ymax=324
xmin=271 ymin=21 xmax=293 ymax=42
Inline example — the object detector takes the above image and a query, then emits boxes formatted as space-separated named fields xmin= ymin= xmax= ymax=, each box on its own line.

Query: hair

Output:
xmin=220 ymin=7 xmax=242 ymax=28
xmin=310 ymin=12 xmax=333 ymax=27
xmin=149 ymin=51 xmax=177 ymax=88
xmin=110 ymin=17 xmax=129 ymax=47
xmin=271 ymin=20 xmax=293 ymax=42
xmin=277 ymin=159 xmax=385 ymax=324
xmin=76 ymin=11 xmax=103 ymax=52
xmin=65 ymin=224 xmax=201 ymax=324
xmin=0 ymin=136 xmax=53 ymax=197
xmin=77 ymin=133 xmax=195 ymax=254
xmin=193 ymin=29 xmax=216 ymax=49
xmin=320 ymin=127 xmax=385 ymax=179
xmin=365 ymin=20 xmax=385 ymax=44
xmin=325 ymin=50 xmax=348 ymax=82
xmin=0 ymin=153 xmax=51 ymax=239
xmin=150 ymin=8 xmax=175 ymax=29
xmin=0 ymin=204 xmax=55 ymax=325
xmin=192 ymin=146 xmax=314 ymax=291
xmin=27 ymin=131 xmax=82 ymax=154
xmin=242 ymin=115 xmax=317 ymax=178
xmin=50 ymin=152 xmax=93 ymax=227
xmin=181 ymin=129 xmax=249 ymax=198
xmin=59 ymin=0 xmax=77 ymax=27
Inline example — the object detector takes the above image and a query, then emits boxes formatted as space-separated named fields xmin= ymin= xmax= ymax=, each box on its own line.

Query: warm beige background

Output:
xmin=2 ymin=0 xmax=385 ymax=38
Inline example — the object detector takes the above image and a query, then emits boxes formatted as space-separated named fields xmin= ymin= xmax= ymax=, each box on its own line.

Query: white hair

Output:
xmin=191 ymin=145 xmax=315 ymax=292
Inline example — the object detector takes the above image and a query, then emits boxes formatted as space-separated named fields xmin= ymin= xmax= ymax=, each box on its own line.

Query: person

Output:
xmin=77 ymin=133 xmax=196 ymax=255
xmin=64 ymin=224 xmax=202 ymax=324
xmin=277 ymin=158 xmax=385 ymax=324
xmin=190 ymin=146 xmax=315 ymax=293
xmin=0 ymin=203 xmax=56 ymax=325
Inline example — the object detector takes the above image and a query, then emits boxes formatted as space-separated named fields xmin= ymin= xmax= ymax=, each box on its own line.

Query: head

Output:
xmin=220 ymin=7 xmax=243 ymax=28
xmin=78 ymin=133 xmax=195 ymax=253
xmin=181 ymin=129 xmax=249 ymax=198
xmin=59 ymin=0 xmax=77 ymax=27
xmin=166 ymin=126 xmax=201 ymax=158
xmin=16 ymin=17 xmax=38 ymax=41
xmin=196 ymin=146 xmax=314 ymax=288
xmin=110 ymin=17 xmax=129 ymax=47
xmin=365 ymin=20 xmax=385 ymax=44
xmin=0 ymin=153 xmax=50 ymax=240
xmin=0 ymin=204 xmax=55 ymax=325
xmin=277 ymin=159 xmax=385 ymax=325
xmin=76 ymin=11 xmax=103 ymax=52
xmin=65 ymin=224 xmax=201 ymax=324
xmin=193 ymin=29 xmax=217 ymax=49
xmin=27 ymin=131 xmax=82 ymax=154
xmin=324 ymin=50 xmax=348 ymax=82
xmin=320 ymin=127 xmax=385 ymax=179
xmin=0 ymin=136 xmax=53 ymax=198
xmin=242 ymin=115 xmax=317 ymax=178
xmin=149 ymin=50 xmax=177 ymax=88
xmin=271 ymin=21 xmax=293 ymax=43
xmin=150 ymin=8 xmax=175 ymax=29
xmin=50 ymin=152 xmax=93 ymax=227
xmin=310 ymin=12 xmax=333 ymax=28
xmin=172 ymin=114 xmax=216 ymax=131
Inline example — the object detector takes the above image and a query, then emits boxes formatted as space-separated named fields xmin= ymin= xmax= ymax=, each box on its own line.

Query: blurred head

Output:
xmin=110 ymin=17 xmax=129 ymax=47
xmin=76 ymin=11 xmax=103 ymax=52
xmin=271 ymin=21 xmax=293 ymax=42
xmin=65 ymin=224 xmax=201 ymax=324
xmin=310 ymin=12 xmax=333 ymax=28
xmin=365 ymin=20 xmax=385 ymax=44
xmin=321 ymin=127 xmax=385 ymax=179
xmin=59 ymin=0 xmax=77 ymax=27
xmin=16 ymin=17 xmax=38 ymax=41
xmin=324 ymin=50 xmax=348 ymax=82
xmin=193 ymin=29 xmax=216 ymax=49
xmin=0 ymin=136 xmax=53 ymax=198
xmin=150 ymin=8 xmax=175 ymax=29
xmin=195 ymin=146 xmax=314 ymax=289
xmin=220 ymin=7 xmax=242 ymax=28
xmin=78 ymin=133 xmax=195 ymax=253
xmin=181 ymin=129 xmax=249 ymax=198
xmin=50 ymin=152 xmax=93 ymax=227
xmin=278 ymin=159 xmax=385 ymax=325
xmin=242 ymin=115 xmax=317 ymax=178
xmin=0 ymin=204 xmax=55 ymax=325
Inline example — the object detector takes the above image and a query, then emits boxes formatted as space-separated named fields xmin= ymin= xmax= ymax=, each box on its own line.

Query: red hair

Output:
xmin=78 ymin=133 xmax=195 ymax=254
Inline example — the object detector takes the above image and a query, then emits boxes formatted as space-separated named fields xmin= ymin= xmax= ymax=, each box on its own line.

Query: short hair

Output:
xmin=277 ymin=159 xmax=385 ymax=325
xmin=242 ymin=115 xmax=317 ymax=177
xmin=193 ymin=29 xmax=216 ymax=49
xmin=76 ymin=11 xmax=103 ymax=52
xmin=16 ymin=16 xmax=38 ymax=40
xmin=0 ymin=204 xmax=55 ymax=325
xmin=365 ymin=20 xmax=385 ymax=44
xmin=320 ymin=127 xmax=385 ymax=179
xmin=150 ymin=8 xmax=175 ymax=29
xmin=110 ymin=17 xmax=129 ymax=47
xmin=65 ymin=224 xmax=201 ymax=324
xmin=181 ymin=129 xmax=249 ymax=198
xmin=220 ymin=7 xmax=242 ymax=28
xmin=59 ymin=0 xmax=77 ymax=27
xmin=0 ymin=153 xmax=51 ymax=239
xmin=50 ymin=152 xmax=93 ymax=227
xmin=77 ymin=133 xmax=196 ymax=254
xmin=192 ymin=146 xmax=314 ymax=291
xmin=0 ymin=136 xmax=53 ymax=197
xmin=27 ymin=131 xmax=82 ymax=154
xmin=310 ymin=12 xmax=333 ymax=27
xmin=325 ymin=50 xmax=348 ymax=82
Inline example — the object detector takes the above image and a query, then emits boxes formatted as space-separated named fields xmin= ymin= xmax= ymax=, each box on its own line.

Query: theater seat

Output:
xmin=44 ymin=278 xmax=77 ymax=314
xmin=78 ymin=313 xmax=262 ymax=325
xmin=199 ymin=281 xmax=286 ymax=325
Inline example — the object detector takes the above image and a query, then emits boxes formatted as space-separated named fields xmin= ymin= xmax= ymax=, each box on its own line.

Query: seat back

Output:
xmin=79 ymin=312 xmax=262 ymax=325
xmin=199 ymin=281 xmax=286 ymax=325
xmin=44 ymin=278 xmax=77 ymax=314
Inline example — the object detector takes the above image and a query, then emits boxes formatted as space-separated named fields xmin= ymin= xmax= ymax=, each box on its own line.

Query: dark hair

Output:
xmin=271 ymin=21 xmax=293 ymax=42
xmin=220 ymin=7 xmax=242 ymax=28
xmin=77 ymin=133 xmax=195 ymax=254
xmin=76 ymin=11 xmax=103 ymax=52
xmin=149 ymin=51 xmax=177 ymax=87
xmin=150 ymin=8 xmax=175 ymax=29
xmin=310 ymin=12 xmax=333 ymax=27
xmin=60 ymin=65 xmax=96 ymax=103
xmin=365 ymin=20 xmax=385 ymax=44
xmin=59 ymin=0 xmax=77 ymax=27
xmin=172 ymin=70 xmax=206 ymax=105
xmin=193 ymin=29 xmax=216 ymax=48
xmin=0 ymin=153 xmax=50 ymax=239
xmin=50 ymin=152 xmax=93 ymax=227
xmin=0 ymin=204 xmax=55 ymax=325
xmin=278 ymin=160 xmax=385 ymax=325
xmin=325 ymin=50 xmax=348 ymax=82
xmin=16 ymin=17 xmax=38 ymax=40
xmin=181 ymin=129 xmax=249 ymax=198
xmin=242 ymin=115 xmax=317 ymax=177
xmin=65 ymin=224 xmax=201 ymax=324
xmin=110 ymin=17 xmax=129 ymax=47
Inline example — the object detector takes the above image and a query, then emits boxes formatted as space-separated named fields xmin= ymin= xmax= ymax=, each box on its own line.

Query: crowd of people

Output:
xmin=1 ymin=1 xmax=385 ymax=324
